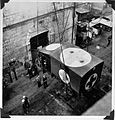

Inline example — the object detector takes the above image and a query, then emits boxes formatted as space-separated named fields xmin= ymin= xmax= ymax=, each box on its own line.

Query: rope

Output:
xmin=53 ymin=3 xmax=65 ymax=65
xmin=53 ymin=2 xmax=69 ymax=82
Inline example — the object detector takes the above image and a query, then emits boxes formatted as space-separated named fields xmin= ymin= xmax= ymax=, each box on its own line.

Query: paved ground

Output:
xmin=82 ymin=91 xmax=111 ymax=116
xmin=2 ymin=30 xmax=112 ymax=117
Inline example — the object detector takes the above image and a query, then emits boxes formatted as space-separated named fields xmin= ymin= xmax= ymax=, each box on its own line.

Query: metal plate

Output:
xmin=46 ymin=43 xmax=61 ymax=51
xmin=60 ymin=48 xmax=92 ymax=67
xmin=59 ymin=69 xmax=70 ymax=84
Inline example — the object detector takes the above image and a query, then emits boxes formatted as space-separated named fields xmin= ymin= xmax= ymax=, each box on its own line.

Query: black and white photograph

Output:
xmin=0 ymin=0 xmax=114 ymax=119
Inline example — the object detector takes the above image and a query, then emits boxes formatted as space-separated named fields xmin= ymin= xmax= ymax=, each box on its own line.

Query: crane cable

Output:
xmin=53 ymin=2 xmax=69 ymax=82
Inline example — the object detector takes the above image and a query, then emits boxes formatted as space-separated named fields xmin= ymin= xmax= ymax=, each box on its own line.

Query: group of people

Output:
xmin=36 ymin=73 xmax=48 ymax=89
xmin=24 ymin=60 xmax=39 ymax=79
xmin=22 ymin=57 xmax=48 ymax=114
xmin=24 ymin=57 xmax=48 ymax=88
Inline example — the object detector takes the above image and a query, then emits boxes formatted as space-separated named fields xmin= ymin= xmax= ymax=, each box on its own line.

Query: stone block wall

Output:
xmin=3 ymin=2 xmax=109 ymax=67
xmin=3 ymin=2 xmax=73 ymax=67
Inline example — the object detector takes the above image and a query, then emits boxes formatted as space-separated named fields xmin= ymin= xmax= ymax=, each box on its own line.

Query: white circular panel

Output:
xmin=60 ymin=48 xmax=92 ymax=67
xmin=85 ymin=73 xmax=98 ymax=91
xmin=46 ymin=43 xmax=61 ymax=51
xmin=59 ymin=69 xmax=70 ymax=84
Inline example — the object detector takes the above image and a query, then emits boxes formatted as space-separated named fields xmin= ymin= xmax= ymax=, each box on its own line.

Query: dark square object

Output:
xmin=102 ymin=85 xmax=111 ymax=93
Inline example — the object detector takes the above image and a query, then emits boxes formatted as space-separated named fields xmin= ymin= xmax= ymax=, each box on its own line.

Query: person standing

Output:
xmin=9 ymin=58 xmax=18 ymax=81
xmin=28 ymin=67 xmax=33 ymax=79
xmin=107 ymin=35 xmax=112 ymax=47
xmin=22 ymin=96 xmax=30 ymax=115
xmin=36 ymin=75 xmax=41 ymax=88
xmin=12 ymin=66 xmax=18 ymax=80
xmin=24 ymin=60 xmax=31 ymax=71
xmin=43 ymin=74 xmax=48 ymax=89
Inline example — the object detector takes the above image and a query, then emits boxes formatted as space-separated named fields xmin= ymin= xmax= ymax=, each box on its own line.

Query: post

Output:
xmin=8 ymin=71 xmax=13 ymax=83
xmin=71 ymin=2 xmax=76 ymax=44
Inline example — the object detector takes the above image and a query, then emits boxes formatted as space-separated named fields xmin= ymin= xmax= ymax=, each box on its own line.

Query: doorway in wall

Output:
xmin=30 ymin=30 xmax=49 ymax=63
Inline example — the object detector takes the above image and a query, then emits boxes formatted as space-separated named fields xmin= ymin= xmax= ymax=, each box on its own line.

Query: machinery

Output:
xmin=39 ymin=42 xmax=104 ymax=95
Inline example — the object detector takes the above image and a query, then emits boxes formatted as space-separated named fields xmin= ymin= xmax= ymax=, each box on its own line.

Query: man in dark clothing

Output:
xmin=107 ymin=35 xmax=112 ymax=47
xmin=3 ymin=67 xmax=13 ymax=83
xmin=22 ymin=96 xmax=30 ymax=115
xmin=9 ymin=59 xmax=18 ymax=80
xmin=31 ymin=64 xmax=37 ymax=76
xmin=12 ymin=67 xmax=18 ymax=80
xmin=43 ymin=74 xmax=48 ymax=89
xmin=24 ymin=61 xmax=31 ymax=70
xmin=28 ymin=67 xmax=33 ymax=79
